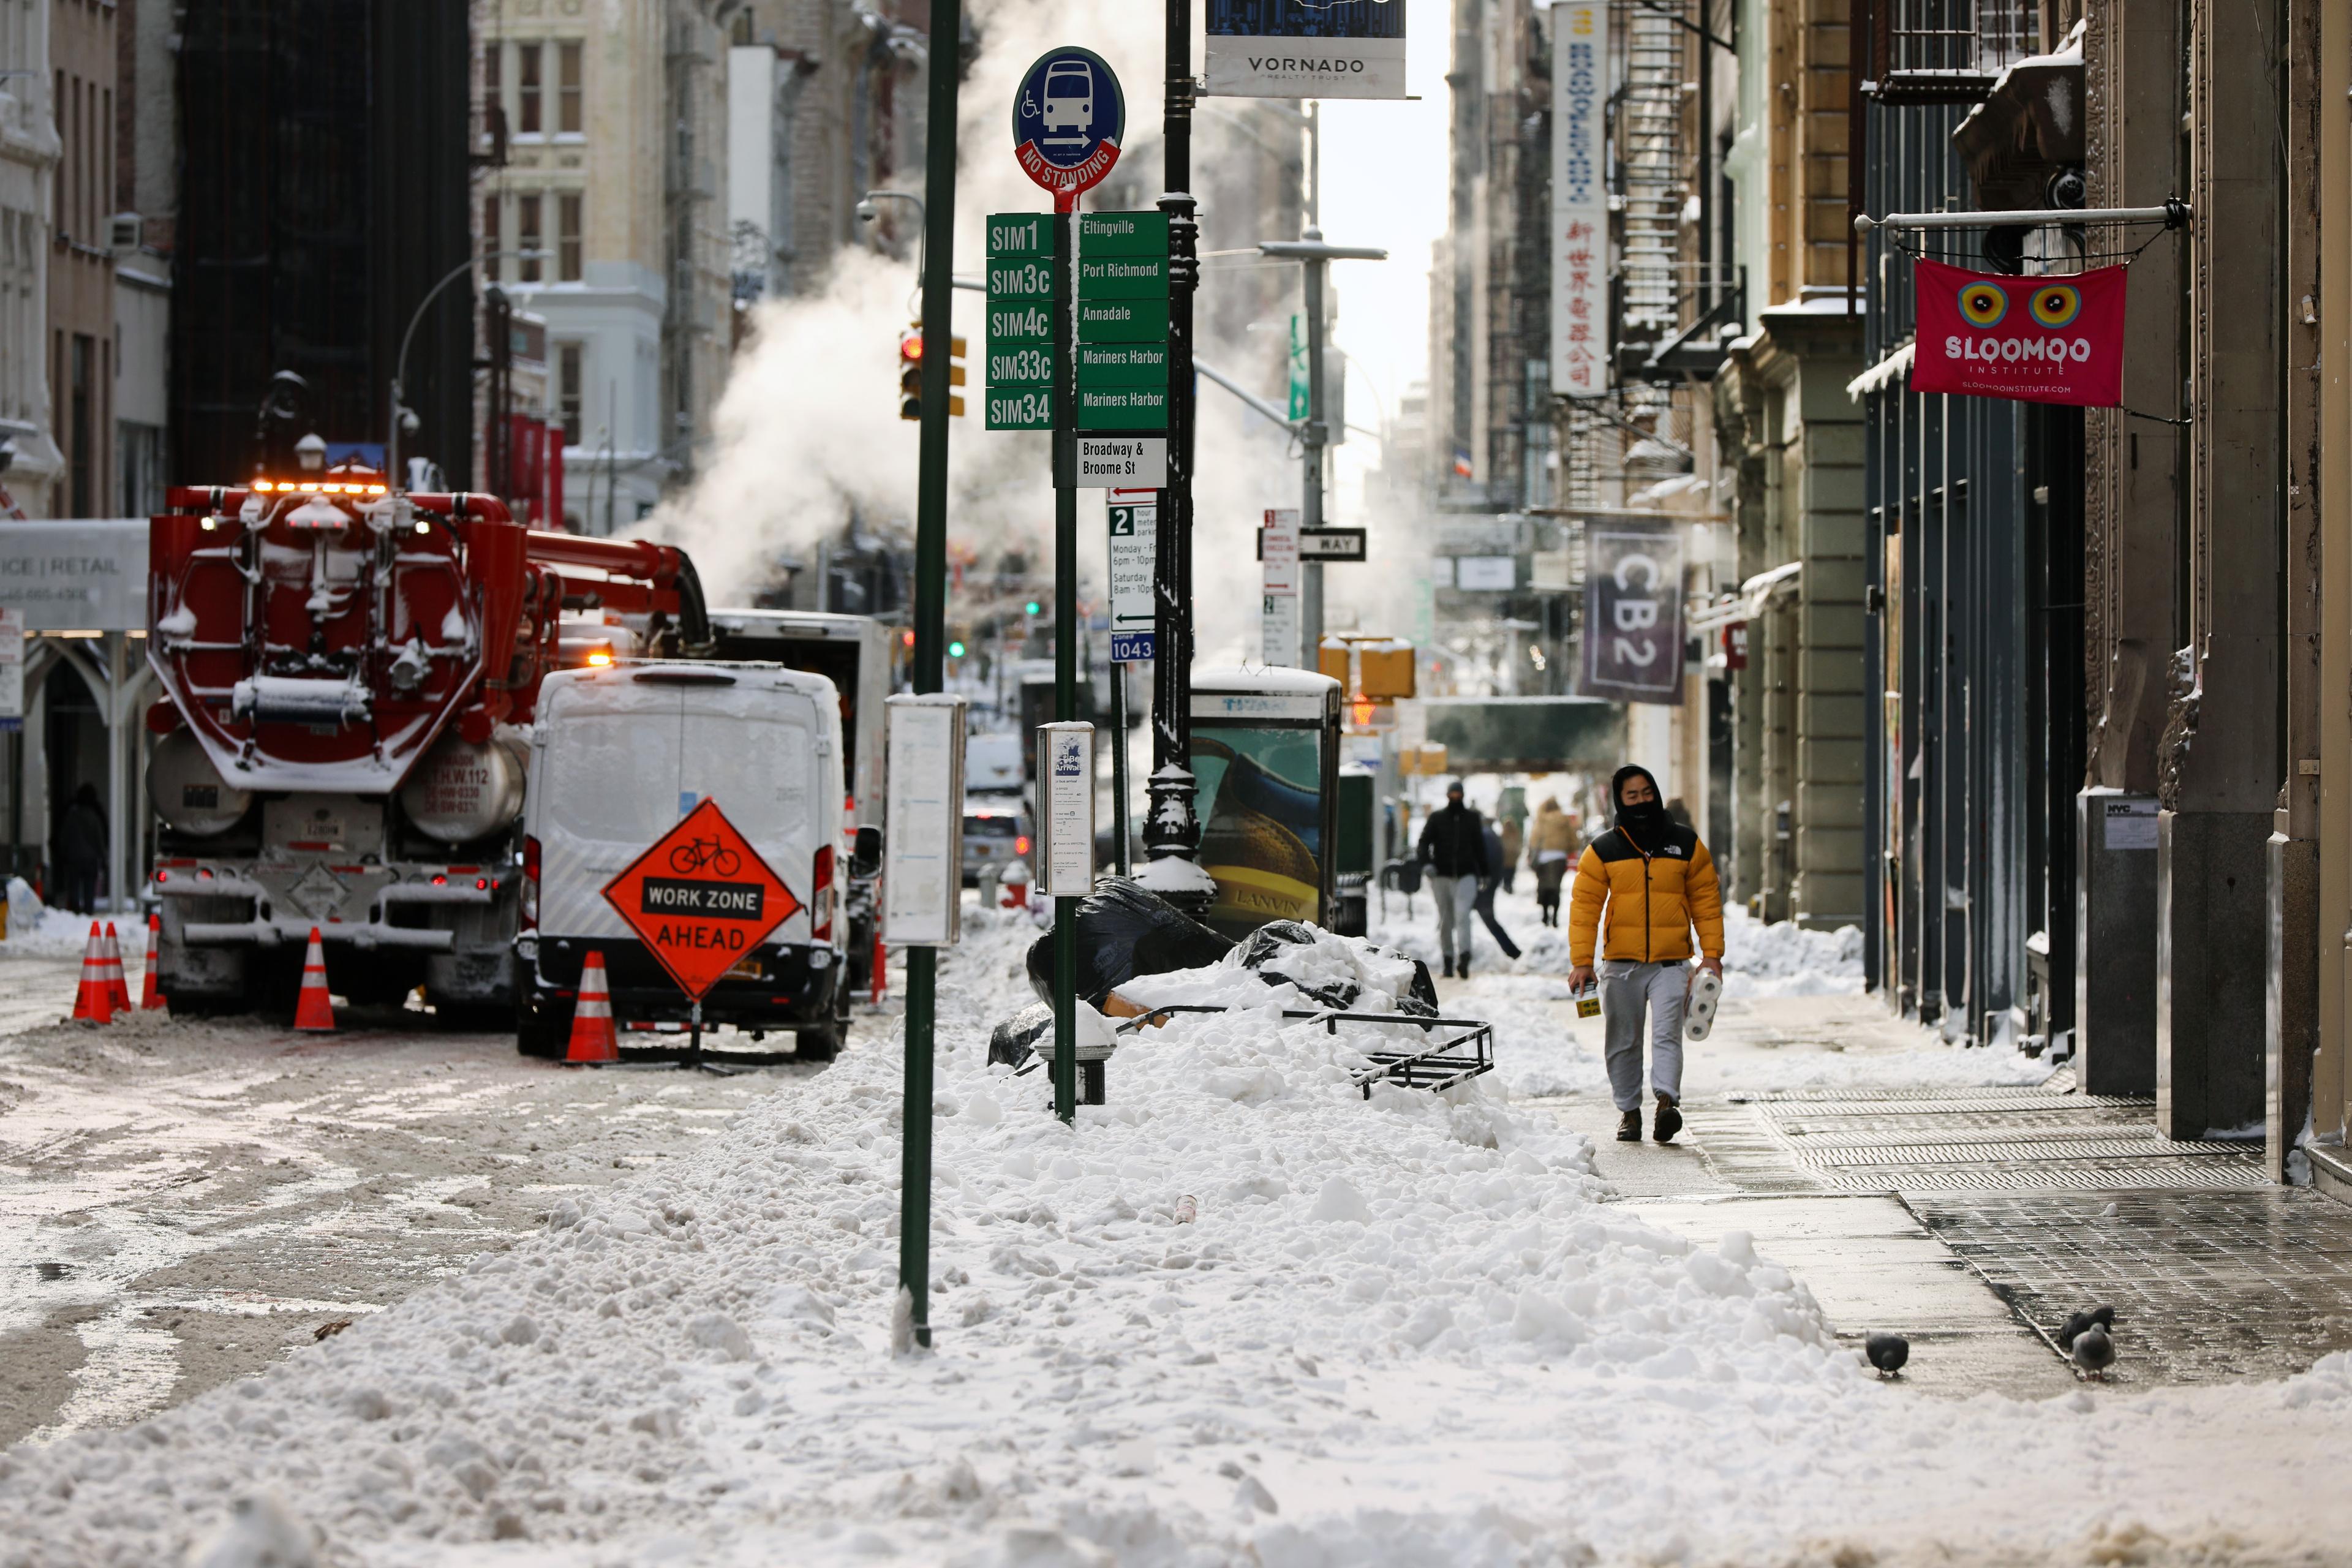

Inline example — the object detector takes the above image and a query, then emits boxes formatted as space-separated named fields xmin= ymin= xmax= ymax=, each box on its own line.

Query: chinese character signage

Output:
xmin=1909 ymin=259 xmax=2128 ymax=407
xmin=1551 ymin=0 xmax=1608 ymax=398
xmin=1205 ymin=0 xmax=1408 ymax=100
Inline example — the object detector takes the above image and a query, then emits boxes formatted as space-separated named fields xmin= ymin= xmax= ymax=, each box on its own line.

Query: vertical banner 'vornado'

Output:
xmin=1551 ymin=0 xmax=1608 ymax=396
xmin=1205 ymin=1 xmax=1408 ymax=100
xmin=1584 ymin=524 xmax=1686 ymax=705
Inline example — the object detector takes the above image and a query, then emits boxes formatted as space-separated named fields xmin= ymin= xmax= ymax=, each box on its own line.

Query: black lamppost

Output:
xmin=1145 ymin=0 xmax=1207 ymax=901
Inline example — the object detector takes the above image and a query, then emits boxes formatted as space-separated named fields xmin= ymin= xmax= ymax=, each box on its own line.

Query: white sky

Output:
xmin=1317 ymin=15 xmax=1455 ymax=517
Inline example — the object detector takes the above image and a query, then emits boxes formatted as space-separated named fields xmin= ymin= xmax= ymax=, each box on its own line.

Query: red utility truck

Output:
xmin=142 ymin=465 xmax=710 ymax=1022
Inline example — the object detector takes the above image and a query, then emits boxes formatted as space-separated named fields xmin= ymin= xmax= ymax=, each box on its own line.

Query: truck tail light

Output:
xmin=521 ymin=835 xmax=541 ymax=930
xmin=811 ymin=844 xmax=834 ymax=942
xmin=1016 ymin=835 xmax=1032 ymax=856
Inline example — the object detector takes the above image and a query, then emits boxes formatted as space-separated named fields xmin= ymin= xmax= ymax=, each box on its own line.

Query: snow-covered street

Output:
xmin=7 ymin=899 xmax=2352 ymax=1566
xmin=0 ymin=941 xmax=815 ymax=1453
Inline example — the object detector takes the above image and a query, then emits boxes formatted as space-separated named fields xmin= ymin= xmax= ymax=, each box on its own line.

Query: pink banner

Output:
xmin=1910 ymin=258 xmax=2127 ymax=408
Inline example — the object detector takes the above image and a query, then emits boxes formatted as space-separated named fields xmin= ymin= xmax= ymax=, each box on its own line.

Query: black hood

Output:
xmin=1611 ymin=764 xmax=1670 ymax=835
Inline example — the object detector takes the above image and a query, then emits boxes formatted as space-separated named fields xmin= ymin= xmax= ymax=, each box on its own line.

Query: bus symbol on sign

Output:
xmin=1011 ymin=47 xmax=1126 ymax=202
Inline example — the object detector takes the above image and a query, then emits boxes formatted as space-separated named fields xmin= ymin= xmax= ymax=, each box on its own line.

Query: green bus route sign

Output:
xmin=986 ymin=209 xmax=1170 ymax=435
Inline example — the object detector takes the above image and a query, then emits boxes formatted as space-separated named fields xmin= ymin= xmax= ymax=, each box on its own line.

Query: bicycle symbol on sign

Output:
xmin=668 ymin=837 xmax=742 ymax=877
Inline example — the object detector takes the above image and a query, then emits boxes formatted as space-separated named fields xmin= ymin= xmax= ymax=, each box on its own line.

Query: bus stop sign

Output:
xmin=1012 ymin=46 xmax=1125 ymax=203
xmin=602 ymin=799 xmax=800 ymax=1001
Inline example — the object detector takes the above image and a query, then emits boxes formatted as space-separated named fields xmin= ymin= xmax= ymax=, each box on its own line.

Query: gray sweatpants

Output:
xmin=1428 ymin=873 xmax=1479 ymax=965
xmin=1599 ymin=959 xmax=1687 ymax=1111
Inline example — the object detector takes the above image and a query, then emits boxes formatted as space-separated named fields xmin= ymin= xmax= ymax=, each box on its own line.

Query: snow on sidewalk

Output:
xmin=3 ymin=908 xmax=2346 ymax=1566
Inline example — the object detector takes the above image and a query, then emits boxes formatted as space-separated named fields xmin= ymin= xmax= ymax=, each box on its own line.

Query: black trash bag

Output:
xmin=989 ymin=1001 xmax=1054 ymax=1068
xmin=1234 ymin=920 xmax=1440 ymax=1016
xmin=1022 ymin=877 xmax=1235 ymax=1008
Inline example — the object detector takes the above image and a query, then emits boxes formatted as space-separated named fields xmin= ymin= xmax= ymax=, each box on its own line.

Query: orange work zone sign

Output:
xmin=601 ymin=799 xmax=802 ymax=1001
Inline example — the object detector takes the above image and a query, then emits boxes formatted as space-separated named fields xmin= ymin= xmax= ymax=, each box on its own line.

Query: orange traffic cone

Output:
xmin=102 ymin=922 xmax=132 ymax=1016
xmin=139 ymin=914 xmax=165 ymax=1011
xmin=293 ymin=928 xmax=336 ymax=1031
xmin=565 ymin=950 xmax=619 ymax=1064
xmin=70 ymin=922 xmax=114 ymax=1022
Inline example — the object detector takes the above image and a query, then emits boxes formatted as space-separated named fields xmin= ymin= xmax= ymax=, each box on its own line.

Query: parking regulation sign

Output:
xmin=1012 ymin=46 xmax=1125 ymax=203
xmin=601 ymin=799 xmax=801 ymax=1001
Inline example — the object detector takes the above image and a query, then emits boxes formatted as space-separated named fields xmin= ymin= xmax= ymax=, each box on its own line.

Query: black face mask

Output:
xmin=1616 ymin=791 xmax=1668 ymax=835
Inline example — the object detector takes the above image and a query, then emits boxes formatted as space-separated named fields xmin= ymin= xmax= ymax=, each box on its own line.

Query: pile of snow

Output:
xmin=1716 ymin=906 xmax=1865 ymax=999
xmin=0 ymin=879 xmax=108 ymax=959
xmin=1118 ymin=924 xmax=1421 ymax=1014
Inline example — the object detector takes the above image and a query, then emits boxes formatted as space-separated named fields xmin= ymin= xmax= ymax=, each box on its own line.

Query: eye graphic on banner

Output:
xmin=2028 ymin=283 xmax=2082 ymax=329
xmin=1910 ymin=257 xmax=2128 ymax=409
xmin=1958 ymin=281 xmax=2009 ymax=328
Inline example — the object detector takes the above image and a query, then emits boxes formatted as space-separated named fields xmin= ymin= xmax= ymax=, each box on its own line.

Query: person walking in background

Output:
xmin=1497 ymin=810 xmax=1525 ymax=895
xmin=1528 ymin=794 xmax=1576 ymax=926
xmin=1417 ymin=780 xmax=1483 ymax=979
xmin=1566 ymin=765 xmax=1725 ymax=1144
xmin=57 ymin=783 xmax=106 ymax=914
xmin=1474 ymin=818 xmax=1521 ymax=962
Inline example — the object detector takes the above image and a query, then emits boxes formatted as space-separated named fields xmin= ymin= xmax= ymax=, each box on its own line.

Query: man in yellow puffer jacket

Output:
xmin=1566 ymin=764 xmax=1725 ymax=1145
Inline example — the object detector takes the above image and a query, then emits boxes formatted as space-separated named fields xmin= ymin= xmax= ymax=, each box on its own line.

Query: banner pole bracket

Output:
xmin=1855 ymin=199 xmax=2190 ymax=235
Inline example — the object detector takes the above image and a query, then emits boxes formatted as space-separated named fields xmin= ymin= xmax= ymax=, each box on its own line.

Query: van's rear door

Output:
xmin=537 ymin=677 xmax=682 ymax=943
xmin=679 ymin=676 xmax=824 ymax=944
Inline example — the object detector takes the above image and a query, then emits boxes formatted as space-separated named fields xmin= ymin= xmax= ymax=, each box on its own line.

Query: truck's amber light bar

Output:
xmin=249 ymin=480 xmax=390 ymax=496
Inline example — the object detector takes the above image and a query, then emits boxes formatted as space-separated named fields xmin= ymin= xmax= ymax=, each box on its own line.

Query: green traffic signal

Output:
xmin=948 ymin=640 xmax=967 ymax=658
xmin=1025 ymin=600 xmax=1042 ymax=616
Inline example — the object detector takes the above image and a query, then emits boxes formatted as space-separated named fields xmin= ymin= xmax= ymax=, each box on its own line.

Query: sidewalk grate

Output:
xmin=1687 ymin=1091 xmax=2269 ymax=1196
xmin=1910 ymin=1189 xmax=2352 ymax=1383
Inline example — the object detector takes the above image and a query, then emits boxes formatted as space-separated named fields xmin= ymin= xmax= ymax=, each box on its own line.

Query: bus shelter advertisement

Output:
xmin=1910 ymin=258 xmax=2128 ymax=407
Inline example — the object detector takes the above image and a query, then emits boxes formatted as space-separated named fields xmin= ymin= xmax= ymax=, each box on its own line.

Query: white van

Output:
xmin=516 ymin=663 xmax=856 ymax=1059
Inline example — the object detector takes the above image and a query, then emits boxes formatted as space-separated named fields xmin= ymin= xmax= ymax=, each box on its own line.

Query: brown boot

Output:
xmin=1653 ymin=1094 xmax=1683 ymax=1144
xmin=1616 ymin=1109 xmax=1642 ymax=1142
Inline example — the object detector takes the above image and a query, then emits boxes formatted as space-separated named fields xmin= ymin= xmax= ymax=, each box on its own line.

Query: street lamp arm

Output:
xmin=389 ymin=248 xmax=543 ymax=486
xmin=1258 ymin=239 xmax=1389 ymax=262
xmin=1193 ymin=356 xmax=1300 ymax=433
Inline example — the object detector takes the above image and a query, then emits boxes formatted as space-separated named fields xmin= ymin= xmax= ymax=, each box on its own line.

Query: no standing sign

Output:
xmin=1012 ymin=47 xmax=1125 ymax=205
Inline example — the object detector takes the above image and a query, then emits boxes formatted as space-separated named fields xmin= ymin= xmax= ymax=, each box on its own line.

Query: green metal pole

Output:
xmin=897 ymin=0 xmax=962 ymax=1352
xmin=1052 ymin=201 xmax=1078 ymax=1126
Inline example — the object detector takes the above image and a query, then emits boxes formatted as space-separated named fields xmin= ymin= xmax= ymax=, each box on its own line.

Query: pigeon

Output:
xmin=1864 ymin=1332 xmax=1910 ymax=1377
xmin=2056 ymin=1305 xmax=2119 ymax=1351
xmin=2070 ymin=1322 xmax=2116 ymax=1380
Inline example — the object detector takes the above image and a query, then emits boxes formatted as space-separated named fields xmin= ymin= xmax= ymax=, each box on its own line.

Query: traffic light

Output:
xmin=899 ymin=326 xmax=970 ymax=421
xmin=899 ymin=328 xmax=924 ymax=421
xmin=1024 ymin=600 xmax=1042 ymax=617
xmin=948 ymin=640 xmax=967 ymax=658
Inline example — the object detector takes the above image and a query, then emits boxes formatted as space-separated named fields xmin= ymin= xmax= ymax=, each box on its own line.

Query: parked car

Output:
xmin=962 ymin=799 xmax=1031 ymax=888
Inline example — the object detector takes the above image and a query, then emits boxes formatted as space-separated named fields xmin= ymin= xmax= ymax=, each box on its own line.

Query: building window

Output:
xmin=69 ymin=334 xmax=92 ymax=518
xmin=518 ymin=194 xmax=542 ymax=282
xmin=517 ymin=42 xmax=542 ymax=136
xmin=483 ymin=192 xmax=501 ymax=265
xmin=558 ymin=42 xmax=582 ymax=135
xmin=119 ymin=421 xmax=164 ymax=517
xmin=558 ymin=194 xmax=582 ymax=282
xmin=53 ymin=72 xmax=66 ymax=236
xmin=558 ymin=343 xmax=583 ymax=445
xmin=484 ymin=41 xmax=502 ymax=105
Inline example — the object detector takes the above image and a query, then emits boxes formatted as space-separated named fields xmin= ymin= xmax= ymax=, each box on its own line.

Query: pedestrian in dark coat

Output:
xmin=1474 ymin=820 xmax=1521 ymax=961
xmin=58 ymin=783 xmax=105 ymax=914
xmin=1417 ymin=781 xmax=1484 ymax=978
